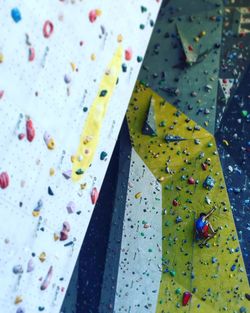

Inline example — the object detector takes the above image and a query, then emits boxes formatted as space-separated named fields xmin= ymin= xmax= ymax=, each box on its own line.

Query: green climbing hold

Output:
xmin=75 ymin=169 xmax=84 ymax=175
xmin=241 ymin=110 xmax=248 ymax=117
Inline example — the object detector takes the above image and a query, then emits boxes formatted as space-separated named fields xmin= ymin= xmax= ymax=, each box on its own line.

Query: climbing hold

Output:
xmin=40 ymin=266 xmax=53 ymax=290
xmin=100 ymin=151 xmax=108 ymax=160
xmin=99 ymin=90 xmax=108 ymax=97
xmin=62 ymin=221 xmax=71 ymax=233
xmin=64 ymin=74 xmax=71 ymax=84
xmin=32 ymin=199 xmax=43 ymax=217
xmin=75 ymin=168 xmax=84 ymax=175
xmin=26 ymin=118 xmax=35 ymax=142
xmin=39 ymin=252 xmax=46 ymax=262
xmin=16 ymin=308 xmax=25 ymax=313
xmin=170 ymin=270 xmax=176 ymax=277
xmin=125 ymin=48 xmax=133 ymax=61
xmin=91 ymin=187 xmax=99 ymax=204
xmin=165 ymin=135 xmax=186 ymax=143
xmin=89 ymin=9 xmax=102 ymax=23
xmin=176 ymin=216 xmax=182 ymax=223
xmin=28 ymin=47 xmax=35 ymax=62
xmin=173 ymin=199 xmax=178 ymax=206
xmin=27 ymin=259 xmax=35 ymax=272
xmin=62 ymin=170 xmax=72 ymax=179
xmin=14 ymin=296 xmax=23 ymax=305
xmin=0 ymin=172 xmax=9 ymax=189
xmin=188 ymin=177 xmax=195 ymax=185
xmin=43 ymin=20 xmax=54 ymax=38
xmin=13 ymin=265 xmax=23 ymax=274
xmin=176 ymin=288 xmax=181 ymax=294
xmin=203 ymin=176 xmax=215 ymax=190
xmin=18 ymin=133 xmax=25 ymax=140
xmin=135 ymin=192 xmax=142 ymax=199
xmin=142 ymin=96 xmax=157 ymax=136
xmin=0 ymin=90 xmax=4 ymax=99
xmin=182 ymin=291 xmax=192 ymax=306
xmin=66 ymin=201 xmax=75 ymax=214
xmin=48 ymin=186 xmax=54 ymax=196
xmin=49 ymin=168 xmax=55 ymax=176
xmin=11 ymin=8 xmax=22 ymax=23
xmin=44 ymin=132 xmax=55 ymax=150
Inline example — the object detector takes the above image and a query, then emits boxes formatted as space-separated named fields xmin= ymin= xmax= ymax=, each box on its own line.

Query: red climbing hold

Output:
xmin=125 ymin=48 xmax=133 ymax=61
xmin=172 ymin=199 xmax=178 ymax=206
xmin=201 ymin=163 xmax=208 ymax=171
xmin=43 ymin=20 xmax=54 ymax=38
xmin=26 ymin=118 xmax=35 ymax=142
xmin=28 ymin=47 xmax=35 ymax=62
xmin=91 ymin=187 xmax=99 ymax=204
xmin=0 ymin=172 xmax=9 ymax=189
xmin=0 ymin=90 xmax=4 ymax=99
xmin=188 ymin=177 xmax=195 ymax=184
xmin=182 ymin=291 xmax=192 ymax=306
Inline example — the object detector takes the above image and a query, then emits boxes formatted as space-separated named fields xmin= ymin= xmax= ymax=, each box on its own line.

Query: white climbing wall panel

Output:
xmin=0 ymin=1 xmax=162 ymax=313
xmin=114 ymin=149 xmax=162 ymax=313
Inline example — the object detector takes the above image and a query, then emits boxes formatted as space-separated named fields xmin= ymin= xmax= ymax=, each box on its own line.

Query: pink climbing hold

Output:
xmin=28 ymin=47 xmax=35 ymax=62
xmin=188 ymin=177 xmax=195 ymax=185
xmin=0 ymin=90 xmax=4 ymax=99
xmin=89 ymin=10 xmax=97 ymax=23
xmin=40 ymin=266 xmax=53 ymax=290
xmin=0 ymin=172 xmax=9 ymax=189
xmin=18 ymin=133 xmax=25 ymax=140
xmin=182 ymin=291 xmax=192 ymax=306
xmin=91 ymin=187 xmax=99 ymax=204
xmin=125 ymin=48 xmax=133 ymax=61
xmin=43 ymin=20 xmax=54 ymax=38
xmin=26 ymin=118 xmax=35 ymax=142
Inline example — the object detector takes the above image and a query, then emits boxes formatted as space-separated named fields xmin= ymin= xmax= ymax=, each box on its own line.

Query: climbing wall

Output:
xmin=125 ymin=82 xmax=249 ymax=312
xmin=113 ymin=148 xmax=162 ymax=313
xmin=0 ymin=1 xmax=162 ymax=313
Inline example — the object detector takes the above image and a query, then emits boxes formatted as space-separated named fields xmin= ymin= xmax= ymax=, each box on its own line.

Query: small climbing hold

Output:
xmin=91 ymin=187 xmax=99 ymax=204
xmin=16 ymin=308 xmax=25 ymax=313
xmin=39 ymin=252 xmax=46 ymax=262
xmin=170 ymin=270 xmax=176 ymax=277
xmin=201 ymin=163 xmax=208 ymax=171
xmin=75 ymin=168 xmax=84 ymax=175
xmin=0 ymin=172 xmax=9 ymax=189
xmin=135 ymin=192 xmax=142 ymax=199
xmin=203 ymin=176 xmax=215 ymax=190
xmin=49 ymin=168 xmax=55 ymax=176
xmin=99 ymin=90 xmax=108 ymax=97
xmin=89 ymin=9 xmax=102 ymax=23
xmin=0 ymin=90 xmax=4 ymax=99
xmin=27 ymin=259 xmax=35 ymax=272
xmin=18 ymin=133 xmax=25 ymax=140
xmin=188 ymin=177 xmax=195 ymax=185
xmin=44 ymin=132 xmax=55 ymax=150
xmin=26 ymin=118 xmax=35 ymax=142
xmin=43 ymin=20 xmax=54 ymax=38
xmin=11 ymin=8 xmax=22 ymax=23
xmin=182 ymin=291 xmax=192 ymax=306
xmin=125 ymin=48 xmax=133 ymax=61
xmin=14 ymin=296 xmax=23 ymax=305
xmin=176 ymin=216 xmax=182 ymax=223
xmin=40 ymin=266 xmax=53 ymax=290
xmin=100 ymin=151 xmax=107 ymax=160
xmin=64 ymin=74 xmax=71 ymax=84
xmin=28 ymin=47 xmax=35 ymax=62
xmin=48 ymin=186 xmax=54 ymax=196
xmin=62 ymin=170 xmax=72 ymax=179
xmin=222 ymin=139 xmax=229 ymax=146
xmin=66 ymin=201 xmax=75 ymax=214
xmin=32 ymin=199 xmax=43 ymax=217
xmin=173 ymin=199 xmax=178 ymax=206
xmin=13 ymin=265 xmax=23 ymax=274
xmin=176 ymin=288 xmax=181 ymax=294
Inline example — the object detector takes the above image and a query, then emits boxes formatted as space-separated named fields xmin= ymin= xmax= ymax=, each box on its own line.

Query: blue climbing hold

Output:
xmin=11 ymin=8 xmax=22 ymax=23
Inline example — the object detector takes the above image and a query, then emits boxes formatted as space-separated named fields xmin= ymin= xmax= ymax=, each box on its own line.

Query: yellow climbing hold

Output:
xmin=72 ymin=45 xmax=123 ymax=182
xmin=70 ymin=62 xmax=76 ymax=71
xmin=0 ymin=53 xmax=4 ymax=63
xmin=39 ymin=252 xmax=46 ymax=262
xmin=117 ymin=34 xmax=123 ymax=43
xmin=14 ymin=296 xmax=23 ymax=305
xmin=135 ymin=192 xmax=142 ymax=199
xmin=223 ymin=139 xmax=229 ymax=146
xmin=91 ymin=53 xmax=96 ymax=61
xmin=49 ymin=168 xmax=55 ymax=176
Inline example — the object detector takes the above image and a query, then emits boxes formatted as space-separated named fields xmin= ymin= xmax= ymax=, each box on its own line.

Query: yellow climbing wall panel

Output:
xmin=127 ymin=82 xmax=249 ymax=313
xmin=72 ymin=45 xmax=123 ymax=182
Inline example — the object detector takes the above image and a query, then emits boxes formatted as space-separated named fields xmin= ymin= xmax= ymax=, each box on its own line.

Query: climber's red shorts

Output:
xmin=198 ymin=224 xmax=209 ymax=238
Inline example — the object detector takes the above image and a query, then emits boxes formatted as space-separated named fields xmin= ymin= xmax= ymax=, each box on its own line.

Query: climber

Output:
xmin=195 ymin=207 xmax=217 ymax=246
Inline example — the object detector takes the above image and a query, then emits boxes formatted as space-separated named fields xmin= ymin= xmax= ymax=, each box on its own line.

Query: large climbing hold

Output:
xmin=142 ymin=96 xmax=157 ymax=136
